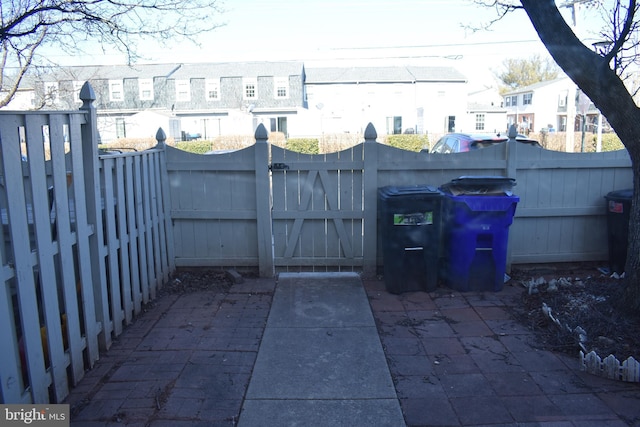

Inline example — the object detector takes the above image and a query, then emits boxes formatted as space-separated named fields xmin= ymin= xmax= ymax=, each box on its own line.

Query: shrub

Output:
xmin=286 ymin=138 xmax=320 ymax=154
xmin=99 ymin=137 xmax=172 ymax=151
xmin=384 ymin=134 xmax=429 ymax=152
xmin=598 ymin=133 xmax=625 ymax=151
xmin=174 ymin=140 xmax=213 ymax=154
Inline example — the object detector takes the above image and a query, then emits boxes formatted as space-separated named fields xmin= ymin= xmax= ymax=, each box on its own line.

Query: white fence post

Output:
xmin=254 ymin=124 xmax=274 ymax=277
xmin=79 ymin=82 xmax=112 ymax=351
xmin=362 ymin=123 xmax=379 ymax=279
xmin=155 ymin=128 xmax=176 ymax=275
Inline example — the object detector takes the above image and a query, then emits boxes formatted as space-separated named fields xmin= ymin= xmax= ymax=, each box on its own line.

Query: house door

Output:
xmin=447 ymin=116 xmax=456 ymax=133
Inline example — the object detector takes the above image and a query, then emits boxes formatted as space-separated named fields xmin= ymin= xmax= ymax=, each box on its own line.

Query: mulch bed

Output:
xmin=509 ymin=264 xmax=640 ymax=362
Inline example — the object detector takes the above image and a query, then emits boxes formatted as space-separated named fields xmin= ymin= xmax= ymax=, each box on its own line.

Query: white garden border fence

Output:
xmin=0 ymin=83 xmax=635 ymax=404
xmin=0 ymin=83 xmax=173 ymax=404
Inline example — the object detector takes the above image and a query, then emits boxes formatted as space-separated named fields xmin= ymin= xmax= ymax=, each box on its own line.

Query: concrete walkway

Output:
xmin=238 ymin=273 xmax=404 ymax=427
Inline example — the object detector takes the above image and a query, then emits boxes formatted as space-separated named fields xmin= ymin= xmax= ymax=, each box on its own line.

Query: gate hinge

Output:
xmin=269 ymin=163 xmax=290 ymax=171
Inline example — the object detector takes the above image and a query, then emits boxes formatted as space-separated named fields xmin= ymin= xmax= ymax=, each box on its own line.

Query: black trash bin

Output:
xmin=605 ymin=189 xmax=633 ymax=274
xmin=440 ymin=176 xmax=519 ymax=292
xmin=377 ymin=185 xmax=443 ymax=294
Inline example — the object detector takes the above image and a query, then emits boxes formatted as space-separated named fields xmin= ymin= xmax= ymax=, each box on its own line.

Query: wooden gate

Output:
xmin=270 ymin=144 xmax=367 ymax=272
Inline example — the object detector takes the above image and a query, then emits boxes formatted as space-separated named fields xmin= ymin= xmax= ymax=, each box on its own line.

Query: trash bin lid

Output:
xmin=605 ymin=189 xmax=633 ymax=202
xmin=378 ymin=185 xmax=441 ymax=199
xmin=440 ymin=176 xmax=516 ymax=195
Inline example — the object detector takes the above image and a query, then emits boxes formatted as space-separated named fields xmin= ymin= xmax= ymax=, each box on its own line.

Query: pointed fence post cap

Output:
xmin=364 ymin=123 xmax=377 ymax=142
xmin=79 ymin=81 xmax=96 ymax=107
xmin=156 ymin=128 xmax=167 ymax=147
xmin=255 ymin=123 xmax=268 ymax=142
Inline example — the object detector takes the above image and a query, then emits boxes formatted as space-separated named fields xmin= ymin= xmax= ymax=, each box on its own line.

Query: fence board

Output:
xmin=124 ymin=156 xmax=142 ymax=314
xmin=141 ymin=155 xmax=157 ymax=299
xmin=115 ymin=157 xmax=133 ymax=325
xmin=102 ymin=158 xmax=124 ymax=336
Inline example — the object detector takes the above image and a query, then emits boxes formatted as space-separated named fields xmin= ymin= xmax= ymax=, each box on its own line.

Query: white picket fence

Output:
xmin=581 ymin=351 xmax=640 ymax=382
xmin=0 ymin=83 xmax=174 ymax=404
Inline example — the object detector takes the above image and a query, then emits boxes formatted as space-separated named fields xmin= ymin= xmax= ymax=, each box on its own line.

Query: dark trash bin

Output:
xmin=605 ymin=189 xmax=633 ymax=274
xmin=440 ymin=176 xmax=519 ymax=292
xmin=377 ymin=185 xmax=443 ymax=294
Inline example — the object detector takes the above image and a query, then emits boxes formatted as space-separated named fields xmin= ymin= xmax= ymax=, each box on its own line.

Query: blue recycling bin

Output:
xmin=378 ymin=185 xmax=443 ymax=294
xmin=440 ymin=177 xmax=519 ymax=292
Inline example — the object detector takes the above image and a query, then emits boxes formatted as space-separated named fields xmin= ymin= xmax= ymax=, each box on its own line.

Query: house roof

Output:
xmin=467 ymin=102 xmax=506 ymax=113
xmin=43 ymin=61 xmax=306 ymax=82
xmin=304 ymin=66 xmax=467 ymax=84
xmin=503 ymin=77 xmax=570 ymax=95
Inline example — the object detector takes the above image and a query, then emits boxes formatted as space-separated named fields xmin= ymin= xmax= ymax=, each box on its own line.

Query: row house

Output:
xmin=6 ymin=62 xmax=478 ymax=142
xmin=35 ymin=62 xmax=307 ymax=142
xmin=302 ymin=66 xmax=468 ymax=137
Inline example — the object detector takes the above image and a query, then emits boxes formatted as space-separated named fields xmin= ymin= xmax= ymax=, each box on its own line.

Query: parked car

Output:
xmin=423 ymin=132 xmax=540 ymax=153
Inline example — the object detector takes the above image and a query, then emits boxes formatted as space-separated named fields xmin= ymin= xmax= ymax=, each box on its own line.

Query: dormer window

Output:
xmin=243 ymin=78 xmax=257 ymax=100
xmin=109 ymin=80 xmax=123 ymax=102
xmin=274 ymin=77 xmax=288 ymax=99
xmin=206 ymin=79 xmax=220 ymax=101
xmin=176 ymin=79 xmax=191 ymax=102
xmin=139 ymin=79 xmax=154 ymax=101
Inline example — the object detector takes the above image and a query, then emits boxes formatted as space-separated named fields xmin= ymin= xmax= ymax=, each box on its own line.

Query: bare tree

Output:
xmin=0 ymin=0 xmax=225 ymax=108
xmin=479 ymin=0 xmax=640 ymax=308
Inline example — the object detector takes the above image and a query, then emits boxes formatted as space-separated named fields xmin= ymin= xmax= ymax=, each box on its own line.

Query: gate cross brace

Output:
xmin=283 ymin=169 xmax=354 ymax=259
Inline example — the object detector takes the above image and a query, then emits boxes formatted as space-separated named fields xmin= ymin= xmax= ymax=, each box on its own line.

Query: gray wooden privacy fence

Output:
xmin=0 ymin=83 xmax=173 ymax=404
xmin=167 ymin=123 xmax=633 ymax=277
xmin=0 ymin=85 xmax=634 ymax=405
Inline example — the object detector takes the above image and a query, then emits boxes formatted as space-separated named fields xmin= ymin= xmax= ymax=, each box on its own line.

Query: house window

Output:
xmin=510 ymin=95 xmax=518 ymax=106
xmin=244 ymin=78 xmax=257 ymax=99
xmin=274 ymin=77 xmax=288 ymax=99
xmin=270 ymin=117 xmax=288 ymax=134
xmin=205 ymin=79 xmax=220 ymax=101
xmin=139 ymin=79 xmax=154 ymax=101
xmin=558 ymin=93 xmax=567 ymax=107
xmin=475 ymin=113 xmax=485 ymax=131
xmin=44 ymin=82 xmax=59 ymax=104
xmin=386 ymin=116 xmax=402 ymax=135
xmin=116 ymin=118 xmax=126 ymax=138
xmin=175 ymin=79 xmax=191 ymax=102
xmin=109 ymin=80 xmax=123 ymax=102
xmin=523 ymin=93 xmax=533 ymax=105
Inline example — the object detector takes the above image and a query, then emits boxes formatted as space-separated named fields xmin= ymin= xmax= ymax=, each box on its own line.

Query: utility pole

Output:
xmin=559 ymin=0 xmax=594 ymax=152
xmin=560 ymin=0 xmax=585 ymax=152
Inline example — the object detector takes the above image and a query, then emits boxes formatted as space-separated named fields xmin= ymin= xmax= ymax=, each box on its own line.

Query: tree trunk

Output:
xmin=625 ymin=164 xmax=640 ymax=310
xmin=519 ymin=0 xmax=640 ymax=308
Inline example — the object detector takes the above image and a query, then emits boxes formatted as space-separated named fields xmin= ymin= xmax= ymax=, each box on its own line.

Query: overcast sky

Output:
xmin=48 ymin=0 xmax=606 ymax=87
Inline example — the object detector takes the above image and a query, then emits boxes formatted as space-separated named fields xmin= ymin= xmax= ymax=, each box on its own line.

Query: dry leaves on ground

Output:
xmin=509 ymin=264 xmax=640 ymax=362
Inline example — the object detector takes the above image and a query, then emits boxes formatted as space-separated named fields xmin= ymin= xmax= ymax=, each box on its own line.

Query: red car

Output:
xmin=425 ymin=132 xmax=540 ymax=153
